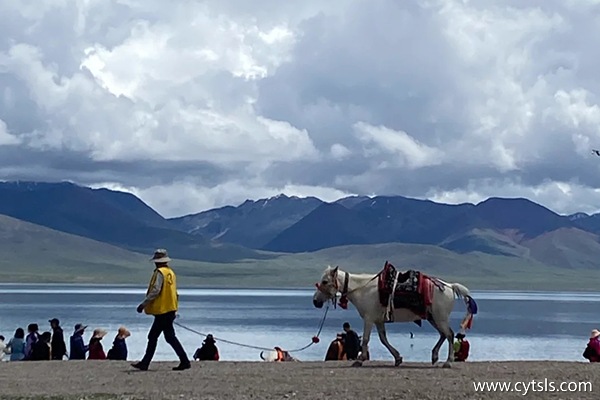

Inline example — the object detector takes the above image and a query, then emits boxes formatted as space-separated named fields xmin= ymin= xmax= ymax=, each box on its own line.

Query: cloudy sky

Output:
xmin=1 ymin=0 xmax=600 ymax=217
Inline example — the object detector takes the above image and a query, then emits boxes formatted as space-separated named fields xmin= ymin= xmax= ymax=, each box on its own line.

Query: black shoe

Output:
xmin=172 ymin=362 xmax=191 ymax=371
xmin=131 ymin=362 xmax=148 ymax=371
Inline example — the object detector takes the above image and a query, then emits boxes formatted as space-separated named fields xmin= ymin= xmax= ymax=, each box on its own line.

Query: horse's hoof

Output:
xmin=442 ymin=361 xmax=452 ymax=369
xmin=431 ymin=356 xmax=439 ymax=365
xmin=352 ymin=361 xmax=363 ymax=368
xmin=394 ymin=357 xmax=403 ymax=367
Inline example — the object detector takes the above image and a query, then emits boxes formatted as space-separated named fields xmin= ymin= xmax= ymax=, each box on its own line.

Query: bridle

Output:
xmin=316 ymin=267 xmax=382 ymax=310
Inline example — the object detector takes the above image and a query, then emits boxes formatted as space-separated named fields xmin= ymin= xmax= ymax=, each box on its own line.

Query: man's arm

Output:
xmin=139 ymin=270 xmax=164 ymax=308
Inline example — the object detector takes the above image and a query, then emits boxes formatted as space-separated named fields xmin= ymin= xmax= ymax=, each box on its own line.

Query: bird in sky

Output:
xmin=592 ymin=149 xmax=600 ymax=156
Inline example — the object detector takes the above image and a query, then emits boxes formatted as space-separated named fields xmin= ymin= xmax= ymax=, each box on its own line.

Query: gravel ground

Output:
xmin=0 ymin=360 xmax=598 ymax=400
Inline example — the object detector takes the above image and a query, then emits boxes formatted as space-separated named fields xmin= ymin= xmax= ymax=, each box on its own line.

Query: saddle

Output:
xmin=377 ymin=261 xmax=442 ymax=322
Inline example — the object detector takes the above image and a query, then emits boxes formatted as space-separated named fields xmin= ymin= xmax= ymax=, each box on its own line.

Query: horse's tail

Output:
xmin=450 ymin=283 xmax=478 ymax=333
xmin=451 ymin=282 xmax=470 ymax=299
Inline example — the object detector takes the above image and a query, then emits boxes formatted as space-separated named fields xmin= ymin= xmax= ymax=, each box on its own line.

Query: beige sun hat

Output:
xmin=150 ymin=248 xmax=171 ymax=263
xmin=118 ymin=326 xmax=131 ymax=338
xmin=590 ymin=329 xmax=600 ymax=339
xmin=92 ymin=328 xmax=108 ymax=339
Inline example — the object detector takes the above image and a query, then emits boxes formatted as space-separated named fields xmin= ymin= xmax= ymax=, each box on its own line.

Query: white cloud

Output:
xmin=0 ymin=119 xmax=20 ymax=145
xmin=97 ymin=179 xmax=353 ymax=218
xmin=354 ymin=122 xmax=443 ymax=169
xmin=330 ymin=143 xmax=351 ymax=160
xmin=2 ymin=0 xmax=600 ymax=217
xmin=427 ymin=179 xmax=600 ymax=216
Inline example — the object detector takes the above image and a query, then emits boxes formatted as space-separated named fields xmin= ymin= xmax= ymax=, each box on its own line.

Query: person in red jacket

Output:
xmin=583 ymin=329 xmax=600 ymax=362
xmin=453 ymin=333 xmax=470 ymax=362
xmin=88 ymin=329 xmax=107 ymax=360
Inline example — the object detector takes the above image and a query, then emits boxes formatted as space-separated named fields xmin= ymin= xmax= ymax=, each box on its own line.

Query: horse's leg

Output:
xmin=375 ymin=322 xmax=402 ymax=366
xmin=353 ymin=320 xmax=373 ymax=367
xmin=427 ymin=315 xmax=446 ymax=366
xmin=437 ymin=318 xmax=455 ymax=368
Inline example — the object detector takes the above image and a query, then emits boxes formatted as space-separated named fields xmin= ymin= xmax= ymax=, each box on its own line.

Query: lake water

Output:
xmin=0 ymin=284 xmax=596 ymax=362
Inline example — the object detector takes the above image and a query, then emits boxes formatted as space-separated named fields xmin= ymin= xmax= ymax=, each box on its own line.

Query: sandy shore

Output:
xmin=0 ymin=360 xmax=598 ymax=399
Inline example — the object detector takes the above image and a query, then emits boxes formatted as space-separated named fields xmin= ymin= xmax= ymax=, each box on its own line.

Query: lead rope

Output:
xmin=173 ymin=304 xmax=330 ymax=354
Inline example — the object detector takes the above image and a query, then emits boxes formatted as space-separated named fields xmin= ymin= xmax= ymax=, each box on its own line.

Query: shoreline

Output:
xmin=0 ymin=360 xmax=597 ymax=399
xmin=1 ymin=282 xmax=600 ymax=293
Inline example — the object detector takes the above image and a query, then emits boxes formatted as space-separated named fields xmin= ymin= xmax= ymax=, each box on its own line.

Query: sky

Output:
xmin=1 ymin=0 xmax=600 ymax=218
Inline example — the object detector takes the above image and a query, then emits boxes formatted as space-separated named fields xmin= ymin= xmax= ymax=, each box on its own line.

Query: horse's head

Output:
xmin=313 ymin=265 xmax=339 ymax=308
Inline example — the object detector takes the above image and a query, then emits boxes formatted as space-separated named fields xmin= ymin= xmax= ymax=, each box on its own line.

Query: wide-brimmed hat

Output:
xmin=118 ymin=326 xmax=131 ymax=338
xmin=92 ymin=328 xmax=108 ymax=339
xmin=74 ymin=323 xmax=87 ymax=333
xmin=150 ymin=248 xmax=171 ymax=263
xmin=456 ymin=333 xmax=466 ymax=339
xmin=204 ymin=334 xmax=216 ymax=344
xmin=590 ymin=329 xmax=600 ymax=339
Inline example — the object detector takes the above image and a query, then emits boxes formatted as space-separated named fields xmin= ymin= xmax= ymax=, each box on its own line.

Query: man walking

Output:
xmin=132 ymin=249 xmax=191 ymax=371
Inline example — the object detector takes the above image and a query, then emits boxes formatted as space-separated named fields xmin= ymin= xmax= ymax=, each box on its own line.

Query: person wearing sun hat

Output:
xmin=193 ymin=334 xmax=220 ymax=361
xmin=453 ymin=332 xmax=470 ymax=362
xmin=69 ymin=323 xmax=88 ymax=360
xmin=107 ymin=326 xmax=131 ymax=360
xmin=131 ymin=249 xmax=191 ymax=371
xmin=583 ymin=329 xmax=600 ymax=362
xmin=88 ymin=328 xmax=108 ymax=360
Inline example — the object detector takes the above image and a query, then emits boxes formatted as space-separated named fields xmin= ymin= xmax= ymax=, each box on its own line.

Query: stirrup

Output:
xmin=384 ymin=304 xmax=395 ymax=322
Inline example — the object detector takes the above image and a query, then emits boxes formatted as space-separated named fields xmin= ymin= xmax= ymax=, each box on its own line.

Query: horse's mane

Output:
xmin=324 ymin=265 xmax=378 ymax=280
xmin=351 ymin=272 xmax=378 ymax=279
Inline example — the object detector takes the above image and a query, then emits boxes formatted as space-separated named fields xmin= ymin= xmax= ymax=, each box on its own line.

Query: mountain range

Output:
xmin=2 ymin=180 xmax=600 ymax=289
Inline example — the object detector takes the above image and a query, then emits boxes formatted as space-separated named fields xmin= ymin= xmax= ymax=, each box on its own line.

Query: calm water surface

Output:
xmin=0 ymin=284 xmax=596 ymax=362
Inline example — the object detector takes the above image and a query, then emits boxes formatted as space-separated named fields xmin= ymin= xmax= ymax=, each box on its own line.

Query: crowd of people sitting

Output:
xmin=5 ymin=318 xmax=600 ymax=364
xmin=0 ymin=317 xmax=222 ymax=363
xmin=0 ymin=317 xmax=475 ymax=364
xmin=0 ymin=319 xmax=131 ymax=361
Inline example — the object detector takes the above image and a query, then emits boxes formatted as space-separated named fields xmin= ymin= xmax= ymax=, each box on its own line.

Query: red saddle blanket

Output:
xmin=377 ymin=261 xmax=439 ymax=318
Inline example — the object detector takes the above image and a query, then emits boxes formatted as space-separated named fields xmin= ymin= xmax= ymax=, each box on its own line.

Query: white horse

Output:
xmin=312 ymin=265 xmax=475 ymax=368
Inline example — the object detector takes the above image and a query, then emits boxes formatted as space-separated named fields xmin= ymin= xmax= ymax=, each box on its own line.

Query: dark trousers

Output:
xmin=141 ymin=311 xmax=189 ymax=365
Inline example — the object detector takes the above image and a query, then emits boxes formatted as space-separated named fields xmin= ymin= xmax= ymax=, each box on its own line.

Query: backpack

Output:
xmin=583 ymin=345 xmax=594 ymax=360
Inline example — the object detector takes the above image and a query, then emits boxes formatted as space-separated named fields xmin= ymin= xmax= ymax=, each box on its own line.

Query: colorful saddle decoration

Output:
xmin=377 ymin=261 xmax=444 ymax=322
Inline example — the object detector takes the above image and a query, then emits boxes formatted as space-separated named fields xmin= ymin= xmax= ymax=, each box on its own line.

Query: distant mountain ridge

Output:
xmin=169 ymin=194 xmax=323 ymax=249
xmin=2 ymin=180 xmax=600 ymax=275
xmin=0 ymin=181 xmax=266 ymax=262
xmin=261 ymin=195 xmax=576 ymax=253
xmin=166 ymin=188 xmax=600 ymax=271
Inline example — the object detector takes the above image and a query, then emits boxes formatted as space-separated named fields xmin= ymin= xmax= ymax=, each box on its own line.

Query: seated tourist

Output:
xmin=30 ymin=332 xmax=52 ymax=361
xmin=88 ymin=329 xmax=107 ymax=360
xmin=583 ymin=329 xmax=600 ymax=362
xmin=325 ymin=333 xmax=346 ymax=361
xmin=69 ymin=324 xmax=88 ymax=360
xmin=453 ymin=333 xmax=470 ymax=362
xmin=107 ymin=326 xmax=130 ymax=361
xmin=193 ymin=334 xmax=220 ymax=361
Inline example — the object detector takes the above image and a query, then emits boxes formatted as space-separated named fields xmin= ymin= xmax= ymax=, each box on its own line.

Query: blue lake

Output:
xmin=0 ymin=284 xmax=596 ymax=362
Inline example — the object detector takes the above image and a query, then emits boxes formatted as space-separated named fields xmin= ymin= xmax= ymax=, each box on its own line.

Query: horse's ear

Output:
xmin=332 ymin=266 xmax=339 ymax=276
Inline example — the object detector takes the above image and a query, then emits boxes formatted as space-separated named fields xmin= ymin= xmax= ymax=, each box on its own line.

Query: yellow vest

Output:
xmin=144 ymin=266 xmax=178 ymax=315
